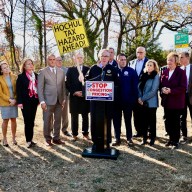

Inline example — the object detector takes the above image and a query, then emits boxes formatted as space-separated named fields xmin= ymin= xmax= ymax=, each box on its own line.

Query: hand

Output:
xmin=162 ymin=87 xmax=171 ymax=94
xmin=78 ymin=74 xmax=84 ymax=83
xmin=62 ymin=100 xmax=65 ymax=110
xmin=18 ymin=104 xmax=23 ymax=109
xmin=73 ymin=91 xmax=83 ymax=97
xmin=9 ymin=99 xmax=16 ymax=106
xmin=138 ymin=98 xmax=143 ymax=105
xmin=41 ymin=103 xmax=47 ymax=111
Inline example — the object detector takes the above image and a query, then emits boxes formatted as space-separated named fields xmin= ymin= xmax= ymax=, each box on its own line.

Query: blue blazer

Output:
xmin=138 ymin=73 xmax=160 ymax=108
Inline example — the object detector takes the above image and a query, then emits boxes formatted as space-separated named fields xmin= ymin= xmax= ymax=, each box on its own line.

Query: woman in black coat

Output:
xmin=16 ymin=59 xmax=39 ymax=148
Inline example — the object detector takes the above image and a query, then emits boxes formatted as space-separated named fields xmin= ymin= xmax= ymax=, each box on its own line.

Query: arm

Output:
xmin=141 ymin=74 xmax=160 ymax=102
xmin=16 ymin=75 xmax=23 ymax=105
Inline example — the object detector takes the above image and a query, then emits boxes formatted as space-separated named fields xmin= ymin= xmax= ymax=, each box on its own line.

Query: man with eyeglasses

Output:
xmin=128 ymin=46 xmax=148 ymax=137
xmin=85 ymin=49 xmax=118 ymax=150
xmin=112 ymin=53 xmax=138 ymax=146
xmin=66 ymin=53 xmax=90 ymax=141
xmin=55 ymin=56 xmax=72 ymax=137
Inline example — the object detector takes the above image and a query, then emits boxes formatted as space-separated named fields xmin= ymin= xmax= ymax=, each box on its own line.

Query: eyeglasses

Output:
xmin=137 ymin=52 xmax=144 ymax=54
xmin=101 ymin=55 xmax=109 ymax=58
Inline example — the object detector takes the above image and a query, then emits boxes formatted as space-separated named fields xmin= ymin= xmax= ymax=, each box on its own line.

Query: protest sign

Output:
xmin=85 ymin=81 xmax=114 ymax=101
xmin=52 ymin=18 xmax=89 ymax=55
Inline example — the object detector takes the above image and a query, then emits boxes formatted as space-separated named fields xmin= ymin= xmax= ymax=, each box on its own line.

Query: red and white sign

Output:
xmin=85 ymin=81 xmax=114 ymax=101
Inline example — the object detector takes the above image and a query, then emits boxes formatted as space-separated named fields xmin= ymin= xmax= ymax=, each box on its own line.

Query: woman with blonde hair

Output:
xmin=16 ymin=59 xmax=39 ymax=148
xmin=138 ymin=59 xmax=160 ymax=146
xmin=0 ymin=61 xmax=18 ymax=147
xmin=160 ymin=52 xmax=186 ymax=149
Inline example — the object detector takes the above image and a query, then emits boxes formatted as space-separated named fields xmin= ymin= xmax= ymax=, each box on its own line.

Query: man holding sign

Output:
xmin=66 ymin=53 xmax=90 ymax=141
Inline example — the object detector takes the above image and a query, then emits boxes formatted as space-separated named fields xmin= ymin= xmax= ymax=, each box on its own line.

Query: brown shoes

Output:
xmin=53 ymin=139 xmax=65 ymax=145
xmin=83 ymin=135 xmax=91 ymax=141
xmin=72 ymin=136 xmax=78 ymax=141
xmin=45 ymin=140 xmax=53 ymax=146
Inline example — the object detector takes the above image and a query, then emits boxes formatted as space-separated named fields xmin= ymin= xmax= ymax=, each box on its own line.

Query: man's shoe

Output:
xmin=133 ymin=133 xmax=142 ymax=138
xmin=53 ymin=139 xmax=65 ymax=145
xmin=83 ymin=135 xmax=91 ymax=140
xmin=31 ymin=141 xmax=36 ymax=146
xmin=45 ymin=140 xmax=53 ymax=146
xmin=165 ymin=141 xmax=172 ymax=147
xmin=171 ymin=143 xmax=179 ymax=150
xmin=127 ymin=139 xmax=134 ymax=146
xmin=64 ymin=131 xmax=72 ymax=137
xmin=112 ymin=140 xmax=121 ymax=146
xmin=149 ymin=139 xmax=155 ymax=146
xmin=27 ymin=142 xmax=32 ymax=148
xmin=180 ymin=136 xmax=187 ymax=144
xmin=72 ymin=136 xmax=78 ymax=141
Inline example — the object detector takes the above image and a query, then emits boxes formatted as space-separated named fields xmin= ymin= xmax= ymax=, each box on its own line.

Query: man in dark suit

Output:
xmin=128 ymin=46 xmax=148 ymax=137
xmin=108 ymin=47 xmax=118 ymax=67
xmin=66 ymin=53 xmax=90 ymax=141
xmin=55 ymin=56 xmax=72 ymax=137
xmin=38 ymin=54 xmax=66 ymax=146
xmin=179 ymin=52 xmax=192 ymax=143
xmin=112 ymin=53 xmax=138 ymax=146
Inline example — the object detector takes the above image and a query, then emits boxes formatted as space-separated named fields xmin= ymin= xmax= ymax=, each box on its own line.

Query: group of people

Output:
xmin=0 ymin=46 xmax=191 ymax=150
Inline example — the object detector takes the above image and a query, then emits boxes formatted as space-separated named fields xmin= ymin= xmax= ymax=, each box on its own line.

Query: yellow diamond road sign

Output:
xmin=53 ymin=18 xmax=89 ymax=55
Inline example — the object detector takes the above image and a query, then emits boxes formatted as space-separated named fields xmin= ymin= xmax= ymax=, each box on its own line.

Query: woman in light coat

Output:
xmin=138 ymin=59 xmax=160 ymax=146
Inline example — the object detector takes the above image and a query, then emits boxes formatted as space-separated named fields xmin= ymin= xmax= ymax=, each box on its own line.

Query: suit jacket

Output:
xmin=0 ymin=74 xmax=17 ymax=106
xmin=128 ymin=57 xmax=148 ymax=78
xmin=138 ymin=73 xmax=160 ymax=108
xmin=37 ymin=66 xmax=66 ymax=105
xmin=160 ymin=66 xmax=186 ymax=109
xmin=109 ymin=59 xmax=118 ymax=67
xmin=66 ymin=65 xmax=90 ymax=114
xmin=16 ymin=72 xmax=39 ymax=105
xmin=187 ymin=64 xmax=192 ymax=105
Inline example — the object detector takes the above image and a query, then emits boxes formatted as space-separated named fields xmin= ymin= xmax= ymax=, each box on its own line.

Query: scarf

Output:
xmin=26 ymin=71 xmax=38 ymax=98
xmin=139 ymin=71 xmax=157 ymax=94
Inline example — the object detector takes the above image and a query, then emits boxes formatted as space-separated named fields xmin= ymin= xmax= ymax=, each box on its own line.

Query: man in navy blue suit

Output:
xmin=112 ymin=53 xmax=138 ymax=146
xmin=128 ymin=47 xmax=148 ymax=137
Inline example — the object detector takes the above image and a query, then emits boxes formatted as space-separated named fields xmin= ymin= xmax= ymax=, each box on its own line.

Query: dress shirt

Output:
xmin=136 ymin=59 xmax=144 ymax=76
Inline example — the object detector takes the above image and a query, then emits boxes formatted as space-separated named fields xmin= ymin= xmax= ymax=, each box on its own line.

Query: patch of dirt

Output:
xmin=0 ymin=106 xmax=192 ymax=192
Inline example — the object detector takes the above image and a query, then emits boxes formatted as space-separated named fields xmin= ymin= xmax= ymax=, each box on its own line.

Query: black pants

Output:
xmin=180 ymin=93 xmax=192 ymax=137
xmin=21 ymin=100 xmax=38 ymax=142
xmin=71 ymin=113 xmax=89 ymax=136
xmin=133 ymin=104 xmax=143 ymax=135
xmin=164 ymin=108 xmax=182 ymax=144
xmin=113 ymin=104 xmax=133 ymax=141
xmin=142 ymin=107 xmax=157 ymax=140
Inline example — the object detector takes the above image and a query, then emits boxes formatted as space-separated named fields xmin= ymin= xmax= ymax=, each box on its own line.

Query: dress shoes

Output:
xmin=64 ymin=131 xmax=73 ymax=137
xmin=149 ymin=139 xmax=155 ymax=146
xmin=165 ymin=141 xmax=172 ymax=147
xmin=31 ymin=141 xmax=37 ymax=146
xmin=127 ymin=139 xmax=134 ymax=146
xmin=27 ymin=142 xmax=32 ymax=148
xmin=2 ymin=140 xmax=9 ymax=147
xmin=45 ymin=140 xmax=53 ymax=146
xmin=133 ymin=133 xmax=142 ymax=138
xmin=180 ymin=136 xmax=187 ymax=144
xmin=72 ymin=136 xmax=78 ymax=141
xmin=112 ymin=140 xmax=121 ymax=146
xmin=171 ymin=143 xmax=179 ymax=150
xmin=83 ymin=135 xmax=91 ymax=140
xmin=53 ymin=139 xmax=65 ymax=145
